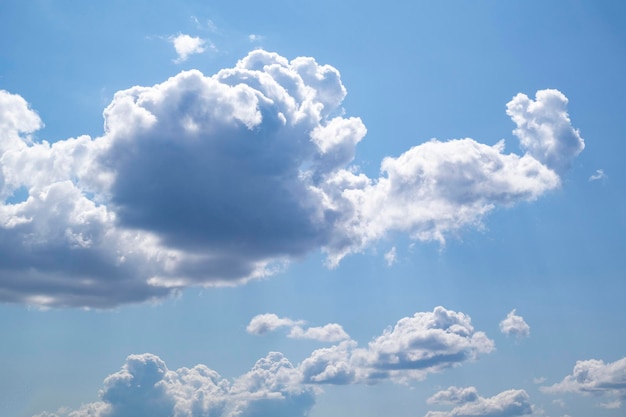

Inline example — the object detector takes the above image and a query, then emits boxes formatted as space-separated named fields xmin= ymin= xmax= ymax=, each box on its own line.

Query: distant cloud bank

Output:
xmin=33 ymin=307 xmax=499 ymax=417
xmin=0 ymin=50 xmax=585 ymax=308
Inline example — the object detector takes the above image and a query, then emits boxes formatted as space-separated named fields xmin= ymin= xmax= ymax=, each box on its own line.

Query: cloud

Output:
xmin=589 ymin=169 xmax=607 ymax=182
xmin=384 ymin=246 xmax=397 ymax=266
xmin=169 ymin=33 xmax=209 ymax=62
xmin=0 ymin=50 xmax=585 ymax=308
xmin=300 ymin=306 xmax=494 ymax=384
xmin=541 ymin=357 xmax=626 ymax=407
xmin=247 ymin=313 xmax=350 ymax=342
xmin=499 ymin=309 xmax=530 ymax=339
xmin=36 ymin=308 xmax=493 ymax=416
xmin=36 ymin=352 xmax=315 ymax=417
xmin=506 ymin=89 xmax=584 ymax=173
xmin=424 ymin=387 xmax=533 ymax=417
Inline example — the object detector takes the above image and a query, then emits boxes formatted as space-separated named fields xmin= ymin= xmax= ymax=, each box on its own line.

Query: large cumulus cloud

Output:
xmin=0 ymin=49 xmax=584 ymax=308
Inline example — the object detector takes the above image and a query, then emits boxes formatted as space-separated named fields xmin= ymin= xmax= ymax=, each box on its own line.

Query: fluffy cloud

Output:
xmin=541 ymin=357 xmax=626 ymax=408
xmin=0 ymin=50 xmax=585 ymax=308
xmin=247 ymin=313 xmax=350 ymax=342
xmin=300 ymin=306 xmax=494 ymax=384
xmin=499 ymin=309 xmax=530 ymax=339
xmin=36 ymin=352 xmax=315 ymax=417
xmin=425 ymin=387 xmax=533 ymax=417
xmin=169 ymin=34 xmax=208 ymax=62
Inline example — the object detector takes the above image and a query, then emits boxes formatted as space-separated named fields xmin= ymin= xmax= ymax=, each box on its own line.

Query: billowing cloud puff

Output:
xmin=300 ymin=306 xmax=494 ymax=384
xmin=425 ymin=387 xmax=533 ymax=417
xmin=0 ymin=49 xmax=585 ymax=308
xmin=169 ymin=34 xmax=208 ymax=62
xmin=541 ymin=357 xmax=626 ymax=408
xmin=499 ymin=309 xmax=530 ymax=339
xmin=35 ymin=352 xmax=315 ymax=417
xmin=247 ymin=313 xmax=350 ymax=342
xmin=506 ymin=89 xmax=584 ymax=173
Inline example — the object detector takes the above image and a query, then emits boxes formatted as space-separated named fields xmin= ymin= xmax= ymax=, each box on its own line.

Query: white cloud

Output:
xmin=506 ymin=89 xmax=584 ymax=173
xmin=589 ymin=169 xmax=607 ymax=182
xmin=169 ymin=33 xmax=208 ymax=62
xmin=384 ymin=246 xmax=397 ymax=266
xmin=499 ymin=309 xmax=530 ymax=339
xmin=36 ymin=308 xmax=495 ymax=416
xmin=246 ymin=313 xmax=304 ymax=335
xmin=288 ymin=323 xmax=350 ymax=343
xmin=300 ymin=306 xmax=494 ymax=384
xmin=541 ymin=357 xmax=626 ymax=407
xmin=0 ymin=50 xmax=585 ymax=308
xmin=424 ymin=387 xmax=533 ymax=417
xmin=247 ymin=313 xmax=349 ymax=342
xmin=35 ymin=352 xmax=315 ymax=417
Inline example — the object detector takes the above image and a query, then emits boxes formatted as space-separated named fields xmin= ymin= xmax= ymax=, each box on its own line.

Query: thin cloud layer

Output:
xmin=0 ymin=49 xmax=585 ymax=308
xmin=541 ymin=357 xmax=626 ymax=408
xmin=499 ymin=309 xmax=530 ymax=339
xmin=425 ymin=387 xmax=533 ymax=417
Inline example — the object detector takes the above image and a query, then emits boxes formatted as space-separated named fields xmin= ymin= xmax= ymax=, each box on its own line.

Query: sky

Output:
xmin=1 ymin=1 xmax=625 ymax=417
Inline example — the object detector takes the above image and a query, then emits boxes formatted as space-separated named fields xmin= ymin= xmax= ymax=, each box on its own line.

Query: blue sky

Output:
xmin=1 ymin=1 xmax=625 ymax=417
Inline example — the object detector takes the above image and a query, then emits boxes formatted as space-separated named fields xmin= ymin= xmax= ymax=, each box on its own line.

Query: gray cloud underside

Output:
xmin=34 ymin=307 xmax=494 ymax=417
xmin=0 ymin=50 xmax=584 ymax=307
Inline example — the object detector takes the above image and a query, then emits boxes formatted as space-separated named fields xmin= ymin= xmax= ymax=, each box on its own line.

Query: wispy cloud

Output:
xmin=589 ymin=169 xmax=607 ymax=182
xmin=0 ymin=50 xmax=585 ymax=308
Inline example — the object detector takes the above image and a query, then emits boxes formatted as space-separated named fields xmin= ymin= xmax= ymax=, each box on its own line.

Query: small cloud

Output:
xmin=169 ymin=33 xmax=208 ymax=63
xmin=424 ymin=387 xmax=533 ymax=417
xmin=589 ymin=169 xmax=607 ymax=182
xmin=552 ymin=398 xmax=566 ymax=407
xmin=499 ymin=309 xmax=530 ymax=338
xmin=246 ymin=313 xmax=303 ymax=335
xmin=247 ymin=313 xmax=349 ymax=342
xmin=384 ymin=246 xmax=397 ymax=266
xmin=533 ymin=376 xmax=546 ymax=384
xmin=248 ymin=34 xmax=264 ymax=42
xmin=599 ymin=399 xmax=621 ymax=409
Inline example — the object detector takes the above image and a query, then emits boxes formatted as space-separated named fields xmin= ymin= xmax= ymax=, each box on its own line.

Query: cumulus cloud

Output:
xmin=247 ymin=313 xmax=350 ymax=342
xmin=36 ymin=352 xmax=315 ymax=417
xmin=0 ymin=50 xmax=585 ymax=308
xmin=499 ymin=309 xmax=530 ymax=339
xmin=425 ymin=387 xmax=533 ymax=417
xmin=541 ymin=357 xmax=626 ymax=407
xmin=36 ymin=307 xmax=495 ymax=416
xmin=300 ymin=306 xmax=494 ymax=384
xmin=169 ymin=33 xmax=209 ymax=62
